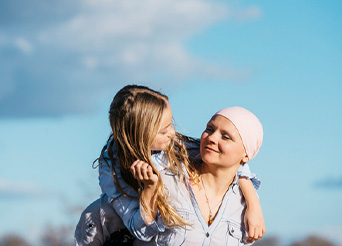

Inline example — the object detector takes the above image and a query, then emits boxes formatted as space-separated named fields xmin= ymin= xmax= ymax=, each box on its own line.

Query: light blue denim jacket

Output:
xmin=97 ymin=137 xmax=260 ymax=242
xmin=74 ymin=174 xmax=254 ymax=245
xmin=134 ymin=170 xmax=254 ymax=246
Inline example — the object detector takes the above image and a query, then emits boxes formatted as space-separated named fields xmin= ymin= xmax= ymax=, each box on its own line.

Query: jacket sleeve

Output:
xmin=110 ymin=194 xmax=165 ymax=241
xmin=98 ymin=139 xmax=165 ymax=241
xmin=237 ymin=164 xmax=261 ymax=190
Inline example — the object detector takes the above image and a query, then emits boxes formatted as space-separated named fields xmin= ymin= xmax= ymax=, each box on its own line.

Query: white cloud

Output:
xmin=14 ymin=37 xmax=33 ymax=54
xmin=234 ymin=5 xmax=263 ymax=22
xmin=82 ymin=56 xmax=99 ymax=69
xmin=0 ymin=179 xmax=46 ymax=197
xmin=38 ymin=0 xmax=228 ymax=75
xmin=0 ymin=0 xmax=262 ymax=118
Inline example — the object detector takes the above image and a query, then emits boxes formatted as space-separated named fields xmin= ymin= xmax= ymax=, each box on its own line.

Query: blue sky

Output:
xmin=0 ymin=0 xmax=341 ymax=244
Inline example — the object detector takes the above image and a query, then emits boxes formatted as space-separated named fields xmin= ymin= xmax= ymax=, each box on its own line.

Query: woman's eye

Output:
xmin=222 ymin=135 xmax=231 ymax=140
xmin=205 ymin=127 xmax=213 ymax=132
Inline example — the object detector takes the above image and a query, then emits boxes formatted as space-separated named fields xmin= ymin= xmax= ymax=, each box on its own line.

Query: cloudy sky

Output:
xmin=0 ymin=0 xmax=341 ymax=244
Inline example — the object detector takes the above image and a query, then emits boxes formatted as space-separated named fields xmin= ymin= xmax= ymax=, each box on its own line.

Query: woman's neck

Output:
xmin=191 ymin=162 xmax=240 ymax=226
xmin=200 ymin=163 xmax=239 ymax=195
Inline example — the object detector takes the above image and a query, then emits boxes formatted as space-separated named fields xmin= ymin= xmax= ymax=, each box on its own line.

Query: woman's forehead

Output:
xmin=209 ymin=115 xmax=238 ymax=132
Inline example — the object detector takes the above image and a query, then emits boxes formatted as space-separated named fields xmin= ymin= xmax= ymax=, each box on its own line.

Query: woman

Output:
xmin=133 ymin=106 xmax=264 ymax=245
xmin=75 ymin=85 xmax=264 ymax=245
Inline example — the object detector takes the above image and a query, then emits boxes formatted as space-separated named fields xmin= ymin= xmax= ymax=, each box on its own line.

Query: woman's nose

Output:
xmin=207 ymin=131 xmax=218 ymax=143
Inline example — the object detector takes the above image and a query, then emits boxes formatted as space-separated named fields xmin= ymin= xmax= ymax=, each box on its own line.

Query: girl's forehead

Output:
xmin=160 ymin=102 xmax=173 ymax=125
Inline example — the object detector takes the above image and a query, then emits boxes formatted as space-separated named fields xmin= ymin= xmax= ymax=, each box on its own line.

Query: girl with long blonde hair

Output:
xmin=103 ymin=84 xmax=195 ymax=228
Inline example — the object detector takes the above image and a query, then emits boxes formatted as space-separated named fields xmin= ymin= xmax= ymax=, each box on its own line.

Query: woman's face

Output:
xmin=151 ymin=101 xmax=175 ymax=151
xmin=200 ymin=115 xmax=248 ymax=168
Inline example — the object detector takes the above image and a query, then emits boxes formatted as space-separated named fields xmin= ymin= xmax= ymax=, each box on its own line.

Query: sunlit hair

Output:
xmin=103 ymin=85 xmax=196 ymax=228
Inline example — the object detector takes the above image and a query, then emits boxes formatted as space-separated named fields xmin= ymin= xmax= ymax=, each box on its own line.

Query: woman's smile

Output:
xmin=204 ymin=145 xmax=219 ymax=153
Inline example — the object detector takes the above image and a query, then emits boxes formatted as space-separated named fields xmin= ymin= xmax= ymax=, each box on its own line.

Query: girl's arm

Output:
xmin=98 ymin=142 xmax=164 ymax=241
xmin=239 ymin=177 xmax=265 ymax=243
xmin=130 ymin=160 xmax=159 ymax=223
xmin=237 ymin=164 xmax=265 ymax=243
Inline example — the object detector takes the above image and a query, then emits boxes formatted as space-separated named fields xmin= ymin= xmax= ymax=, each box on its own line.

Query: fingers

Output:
xmin=246 ymin=224 xmax=264 ymax=243
xmin=130 ymin=160 xmax=153 ymax=181
xmin=146 ymin=165 xmax=154 ymax=179
xmin=130 ymin=160 xmax=138 ymax=178
xmin=252 ymin=226 xmax=259 ymax=241
xmin=261 ymin=223 xmax=266 ymax=238
xmin=247 ymin=223 xmax=254 ymax=242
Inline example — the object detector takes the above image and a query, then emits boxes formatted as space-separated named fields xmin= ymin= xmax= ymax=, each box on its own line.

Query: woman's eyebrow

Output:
xmin=207 ymin=122 xmax=214 ymax=127
xmin=220 ymin=128 xmax=233 ymax=138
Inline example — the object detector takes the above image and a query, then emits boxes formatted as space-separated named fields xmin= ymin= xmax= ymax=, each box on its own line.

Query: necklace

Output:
xmin=200 ymin=175 xmax=232 ymax=226
xmin=200 ymin=175 xmax=219 ymax=226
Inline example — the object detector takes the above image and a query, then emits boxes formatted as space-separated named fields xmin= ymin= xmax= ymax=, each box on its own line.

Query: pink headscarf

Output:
xmin=215 ymin=106 xmax=263 ymax=161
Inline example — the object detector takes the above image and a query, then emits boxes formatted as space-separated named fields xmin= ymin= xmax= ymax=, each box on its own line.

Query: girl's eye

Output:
xmin=222 ymin=135 xmax=231 ymax=140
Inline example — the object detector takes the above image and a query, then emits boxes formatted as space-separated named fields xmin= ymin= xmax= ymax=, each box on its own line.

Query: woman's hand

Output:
xmin=244 ymin=203 xmax=266 ymax=243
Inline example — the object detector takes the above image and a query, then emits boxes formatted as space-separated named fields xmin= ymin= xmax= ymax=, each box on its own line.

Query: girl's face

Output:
xmin=200 ymin=115 xmax=248 ymax=168
xmin=151 ymin=101 xmax=175 ymax=151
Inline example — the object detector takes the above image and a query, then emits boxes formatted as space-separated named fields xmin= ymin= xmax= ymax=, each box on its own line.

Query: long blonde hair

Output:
xmin=106 ymin=85 xmax=195 ymax=228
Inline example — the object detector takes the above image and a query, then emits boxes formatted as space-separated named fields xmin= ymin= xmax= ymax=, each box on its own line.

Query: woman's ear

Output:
xmin=242 ymin=154 xmax=249 ymax=164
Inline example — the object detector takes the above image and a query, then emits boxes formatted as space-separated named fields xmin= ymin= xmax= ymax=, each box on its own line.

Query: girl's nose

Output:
xmin=168 ymin=126 xmax=176 ymax=138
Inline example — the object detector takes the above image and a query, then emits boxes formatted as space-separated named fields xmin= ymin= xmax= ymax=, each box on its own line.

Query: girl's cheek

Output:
xmin=170 ymin=127 xmax=176 ymax=137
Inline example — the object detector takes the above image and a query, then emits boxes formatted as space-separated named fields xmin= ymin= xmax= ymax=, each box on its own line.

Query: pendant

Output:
xmin=208 ymin=218 xmax=213 ymax=226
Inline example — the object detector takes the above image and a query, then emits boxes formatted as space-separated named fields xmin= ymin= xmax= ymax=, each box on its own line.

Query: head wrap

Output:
xmin=215 ymin=106 xmax=263 ymax=161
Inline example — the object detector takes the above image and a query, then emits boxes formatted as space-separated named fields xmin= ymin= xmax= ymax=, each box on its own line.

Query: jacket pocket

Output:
xmin=156 ymin=211 xmax=189 ymax=246
xmin=225 ymin=221 xmax=246 ymax=246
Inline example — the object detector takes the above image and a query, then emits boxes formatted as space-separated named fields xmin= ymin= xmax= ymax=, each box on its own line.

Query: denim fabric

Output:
xmin=97 ymin=137 xmax=260 ymax=243
xmin=74 ymin=194 xmax=125 ymax=246
xmin=75 ymin=174 xmax=255 ymax=245
xmin=98 ymin=139 xmax=166 ymax=241
xmin=135 ymin=170 xmax=254 ymax=246
xmin=237 ymin=163 xmax=261 ymax=190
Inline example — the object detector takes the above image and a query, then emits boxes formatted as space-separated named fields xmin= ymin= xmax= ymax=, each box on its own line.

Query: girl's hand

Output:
xmin=244 ymin=203 xmax=266 ymax=243
xmin=130 ymin=160 xmax=158 ymax=187
xmin=130 ymin=160 xmax=158 ymax=223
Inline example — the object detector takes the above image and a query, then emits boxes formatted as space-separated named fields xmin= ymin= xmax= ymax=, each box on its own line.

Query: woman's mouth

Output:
xmin=205 ymin=146 xmax=219 ymax=153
